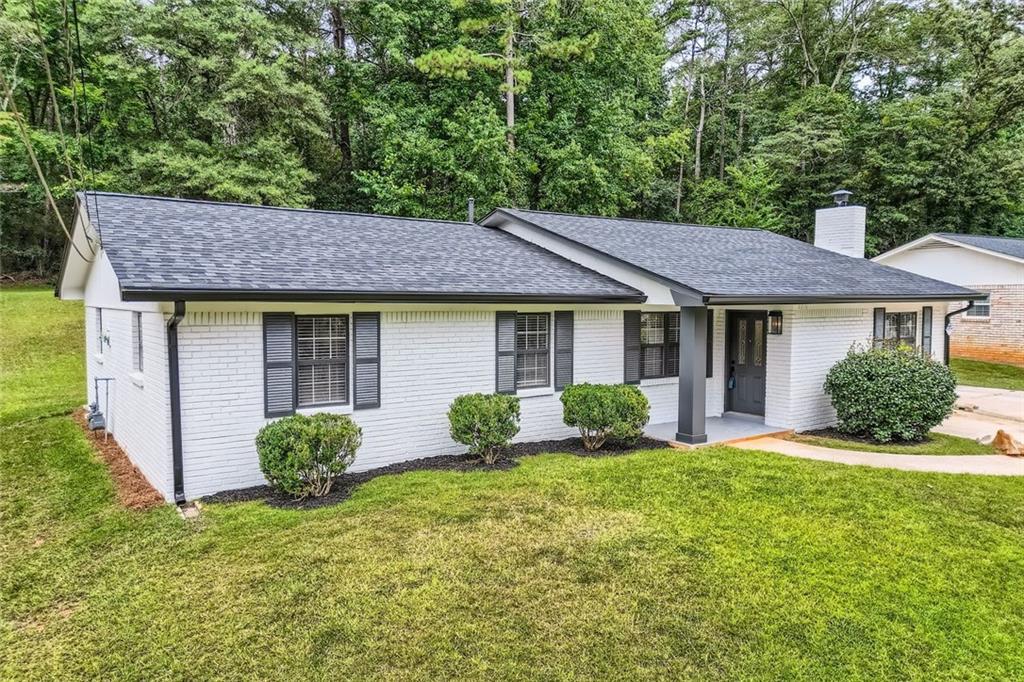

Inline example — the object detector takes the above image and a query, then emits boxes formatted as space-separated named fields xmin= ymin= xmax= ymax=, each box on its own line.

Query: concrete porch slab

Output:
xmin=646 ymin=415 xmax=791 ymax=448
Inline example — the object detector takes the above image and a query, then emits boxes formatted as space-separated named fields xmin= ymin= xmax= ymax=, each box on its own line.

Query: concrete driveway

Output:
xmin=936 ymin=385 xmax=1024 ymax=442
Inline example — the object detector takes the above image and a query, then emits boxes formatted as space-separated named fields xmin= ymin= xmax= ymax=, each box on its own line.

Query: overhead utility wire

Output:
xmin=0 ymin=70 xmax=93 ymax=263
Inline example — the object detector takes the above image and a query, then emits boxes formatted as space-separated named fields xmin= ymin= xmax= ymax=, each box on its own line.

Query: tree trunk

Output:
xmin=504 ymin=26 xmax=516 ymax=152
xmin=718 ymin=27 xmax=730 ymax=181
xmin=694 ymin=74 xmax=706 ymax=181
xmin=330 ymin=4 xmax=353 ymax=172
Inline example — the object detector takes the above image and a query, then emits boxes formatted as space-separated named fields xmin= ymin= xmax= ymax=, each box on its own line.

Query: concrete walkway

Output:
xmin=735 ymin=437 xmax=1024 ymax=476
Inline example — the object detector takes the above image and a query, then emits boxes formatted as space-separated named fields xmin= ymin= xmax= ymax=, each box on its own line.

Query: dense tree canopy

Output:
xmin=2 ymin=0 xmax=1022 ymax=275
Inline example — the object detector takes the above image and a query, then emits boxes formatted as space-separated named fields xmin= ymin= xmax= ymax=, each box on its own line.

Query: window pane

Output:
xmin=296 ymin=316 xmax=348 ymax=406
xmin=754 ymin=319 xmax=764 ymax=367
xmin=737 ymin=319 xmax=747 ymax=364
xmin=665 ymin=344 xmax=679 ymax=377
xmin=515 ymin=314 xmax=550 ymax=388
xmin=666 ymin=313 xmax=680 ymax=344
xmin=642 ymin=345 xmax=664 ymax=377
xmin=297 ymin=363 xmax=347 ymax=406
xmin=297 ymin=316 xmax=347 ymax=361
xmin=641 ymin=313 xmax=665 ymax=344
xmin=967 ymin=295 xmax=991 ymax=317
xmin=885 ymin=313 xmax=900 ymax=340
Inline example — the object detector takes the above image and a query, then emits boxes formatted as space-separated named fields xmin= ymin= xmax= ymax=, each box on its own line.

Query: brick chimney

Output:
xmin=814 ymin=189 xmax=866 ymax=258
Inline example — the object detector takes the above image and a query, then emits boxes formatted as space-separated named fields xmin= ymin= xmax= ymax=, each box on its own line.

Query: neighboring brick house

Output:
xmin=58 ymin=191 xmax=978 ymax=503
xmin=874 ymin=234 xmax=1024 ymax=367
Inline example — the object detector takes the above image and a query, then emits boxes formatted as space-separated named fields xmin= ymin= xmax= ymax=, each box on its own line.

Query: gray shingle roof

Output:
xmin=494 ymin=209 xmax=979 ymax=302
xmin=79 ymin=193 xmax=644 ymax=302
xmin=936 ymin=233 xmax=1024 ymax=260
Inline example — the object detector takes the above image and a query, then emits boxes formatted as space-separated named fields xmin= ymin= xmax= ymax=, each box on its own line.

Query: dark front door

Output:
xmin=727 ymin=311 xmax=767 ymax=415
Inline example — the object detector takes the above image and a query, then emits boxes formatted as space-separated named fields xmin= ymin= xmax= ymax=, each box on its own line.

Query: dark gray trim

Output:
xmin=706 ymin=293 xmax=987 ymax=305
xmin=263 ymin=313 xmax=297 ymax=417
xmin=706 ymin=309 xmax=714 ymax=378
xmin=496 ymin=311 xmax=518 ymax=394
xmin=167 ymin=301 xmax=186 ymax=504
xmin=676 ymin=306 xmax=708 ymax=444
xmin=121 ymin=288 xmax=646 ymax=304
xmin=873 ymin=308 xmax=885 ymax=349
xmin=921 ymin=306 xmax=933 ymax=358
xmin=353 ymin=312 xmax=381 ymax=409
xmin=944 ymin=302 xmax=974 ymax=365
xmin=554 ymin=310 xmax=574 ymax=390
xmin=623 ymin=310 xmax=641 ymax=384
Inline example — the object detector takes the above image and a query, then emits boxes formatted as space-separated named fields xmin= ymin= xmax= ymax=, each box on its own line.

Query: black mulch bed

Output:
xmin=797 ymin=428 xmax=928 ymax=446
xmin=202 ymin=436 xmax=668 ymax=510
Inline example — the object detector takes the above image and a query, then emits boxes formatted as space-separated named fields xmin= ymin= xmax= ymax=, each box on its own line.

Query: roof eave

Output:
xmin=705 ymin=292 xmax=985 ymax=305
xmin=120 ymin=288 xmax=648 ymax=304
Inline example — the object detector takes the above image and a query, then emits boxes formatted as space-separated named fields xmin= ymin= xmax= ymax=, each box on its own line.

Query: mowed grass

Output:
xmin=2 ymin=287 xmax=1024 ymax=680
xmin=789 ymin=431 xmax=998 ymax=456
xmin=952 ymin=357 xmax=1024 ymax=391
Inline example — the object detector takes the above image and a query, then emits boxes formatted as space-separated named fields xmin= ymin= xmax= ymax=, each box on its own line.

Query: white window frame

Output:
xmin=515 ymin=313 xmax=551 ymax=390
xmin=964 ymin=294 xmax=991 ymax=320
xmin=295 ymin=315 xmax=350 ymax=408
xmin=132 ymin=312 xmax=144 ymax=372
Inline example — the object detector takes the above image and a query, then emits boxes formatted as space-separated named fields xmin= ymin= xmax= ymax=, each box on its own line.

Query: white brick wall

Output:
xmin=85 ymin=306 xmax=173 ymax=498
xmin=175 ymin=307 xmax=691 ymax=499
xmin=770 ymin=302 xmax=946 ymax=431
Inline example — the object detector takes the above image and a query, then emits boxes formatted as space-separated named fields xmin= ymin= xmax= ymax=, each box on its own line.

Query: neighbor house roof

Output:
xmin=485 ymin=209 xmax=980 ymax=303
xmin=68 ymin=193 xmax=645 ymax=303
xmin=930 ymin=233 xmax=1024 ymax=261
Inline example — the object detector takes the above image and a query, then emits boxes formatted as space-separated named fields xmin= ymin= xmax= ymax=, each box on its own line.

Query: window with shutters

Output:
xmin=132 ymin=312 xmax=143 ymax=371
xmin=515 ymin=313 xmax=550 ymax=389
xmin=883 ymin=312 xmax=917 ymax=349
xmin=640 ymin=312 xmax=680 ymax=379
xmin=296 ymin=316 xmax=349 ymax=407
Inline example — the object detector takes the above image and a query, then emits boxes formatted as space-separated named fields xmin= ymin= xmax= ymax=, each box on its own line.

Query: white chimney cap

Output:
xmin=830 ymin=189 xmax=853 ymax=206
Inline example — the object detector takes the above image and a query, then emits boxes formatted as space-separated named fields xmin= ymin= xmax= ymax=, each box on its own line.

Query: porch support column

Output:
xmin=676 ymin=305 xmax=708 ymax=444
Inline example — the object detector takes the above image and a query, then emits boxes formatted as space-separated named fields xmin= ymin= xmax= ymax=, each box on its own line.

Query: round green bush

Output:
xmin=823 ymin=346 xmax=957 ymax=443
xmin=255 ymin=413 xmax=362 ymax=498
xmin=561 ymin=383 xmax=650 ymax=451
xmin=448 ymin=393 xmax=521 ymax=464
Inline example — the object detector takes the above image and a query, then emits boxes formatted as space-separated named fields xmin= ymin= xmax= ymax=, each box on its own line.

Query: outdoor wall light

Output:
xmin=768 ymin=310 xmax=783 ymax=335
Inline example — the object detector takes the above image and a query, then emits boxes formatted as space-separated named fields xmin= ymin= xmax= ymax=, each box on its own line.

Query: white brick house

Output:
xmin=58 ymin=192 xmax=979 ymax=502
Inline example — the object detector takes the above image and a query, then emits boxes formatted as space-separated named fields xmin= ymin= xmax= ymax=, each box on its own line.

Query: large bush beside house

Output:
xmin=256 ymin=413 xmax=362 ymax=498
xmin=561 ymin=383 xmax=651 ymax=451
xmin=824 ymin=346 xmax=957 ymax=443
xmin=448 ymin=393 xmax=521 ymax=464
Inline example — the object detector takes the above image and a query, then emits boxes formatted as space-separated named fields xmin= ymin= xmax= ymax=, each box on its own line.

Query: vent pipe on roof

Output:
xmin=467 ymin=197 xmax=475 ymax=223
xmin=814 ymin=189 xmax=866 ymax=258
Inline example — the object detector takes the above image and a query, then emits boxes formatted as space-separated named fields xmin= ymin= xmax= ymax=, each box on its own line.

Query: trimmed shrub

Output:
xmin=823 ymin=346 xmax=957 ymax=443
xmin=256 ymin=413 xmax=362 ymax=498
xmin=448 ymin=393 xmax=521 ymax=464
xmin=561 ymin=383 xmax=651 ymax=451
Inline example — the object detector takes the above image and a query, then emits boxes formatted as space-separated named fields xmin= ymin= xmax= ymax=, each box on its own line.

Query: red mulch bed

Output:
xmin=72 ymin=409 xmax=165 ymax=510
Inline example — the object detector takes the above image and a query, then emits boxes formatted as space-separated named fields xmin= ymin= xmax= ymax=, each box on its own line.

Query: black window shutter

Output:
xmin=624 ymin=311 xmax=641 ymax=384
xmin=554 ymin=311 xmax=574 ymax=390
xmin=496 ymin=311 xmax=517 ymax=394
xmin=353 ymin=313 xmax=381 ymax=409
xmin=263 ymin=313 xmax=296 ymax=418
xmin=705 ymin=309 xmax=714 ymax=378
xmin=921 ymin=306 xmax=933 ymax=357
xmin=872 ymin=307 xmax=885 ymax=349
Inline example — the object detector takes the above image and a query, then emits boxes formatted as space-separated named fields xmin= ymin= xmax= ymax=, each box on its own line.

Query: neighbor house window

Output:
xmin=640 ymin=312 xmax=680 ymax=379
xmin=132 ymin=312 xmax=144 ymax=371
xmin=515 ymin=313 xmax=550 ymax=389
xmin=296 ymin=316 xmax=348 ymax=407
xmin=966 ymin=295 xmax=991 ymax=318
xmin=884 ymin=312 xmax=917 ymax=348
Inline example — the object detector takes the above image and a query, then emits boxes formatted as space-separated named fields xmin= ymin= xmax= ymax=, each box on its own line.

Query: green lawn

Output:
xmin=789 ymin=431 xmax=998 ymax=456
xmin=951 ymin=357 xmax=1024 ymax=391
xmin=3 ymin=287 xmax=1024 ymax=680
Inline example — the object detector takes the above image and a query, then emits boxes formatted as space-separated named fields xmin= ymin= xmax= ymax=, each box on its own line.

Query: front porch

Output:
xmin=646 ymin=414 xmax=789 ymax=447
